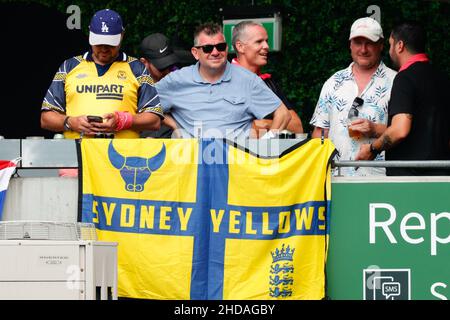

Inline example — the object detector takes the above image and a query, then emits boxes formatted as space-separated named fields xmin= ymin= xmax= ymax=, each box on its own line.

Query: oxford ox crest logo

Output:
xmin=269 ymin=244 xmax=295 ymax=298
xmin=108 ymin=141 xmax=166 ymax=192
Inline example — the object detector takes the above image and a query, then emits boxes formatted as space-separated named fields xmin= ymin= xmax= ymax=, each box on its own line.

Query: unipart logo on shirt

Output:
xmin=76 ymin=84 xmax=124 ymax=101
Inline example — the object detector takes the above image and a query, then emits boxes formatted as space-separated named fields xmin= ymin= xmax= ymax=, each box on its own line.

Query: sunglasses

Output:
xmin=348 ymin=97 xmax=364 ymax=118
xmin=195 ymin=42 xmax=227 ymax=53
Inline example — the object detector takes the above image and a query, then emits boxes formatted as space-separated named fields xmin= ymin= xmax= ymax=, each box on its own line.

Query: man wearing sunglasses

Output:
xmin=310 ymin=17 xmax=397 ymax=176
xmin=155 ymin=22 xmax=291 ymax=139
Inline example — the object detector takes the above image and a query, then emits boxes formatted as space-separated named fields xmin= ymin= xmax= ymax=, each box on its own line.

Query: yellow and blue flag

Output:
xmin=80 ymin=138 xmax=336 ymax=299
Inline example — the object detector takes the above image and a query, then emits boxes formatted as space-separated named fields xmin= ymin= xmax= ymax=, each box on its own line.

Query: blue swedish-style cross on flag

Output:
xmin=80 ymin=138 xmax=335 ymax=299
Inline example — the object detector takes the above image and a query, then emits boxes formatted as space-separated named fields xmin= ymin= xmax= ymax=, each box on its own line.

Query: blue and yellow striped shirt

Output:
xmin=42 ymin=52 xmax=163 ymax=139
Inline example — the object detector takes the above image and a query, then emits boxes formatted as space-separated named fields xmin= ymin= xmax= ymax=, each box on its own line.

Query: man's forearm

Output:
xmin=41 ymin=111 xmax=66 ymax=132
xmin=356 ymin=114 xmax=412 ymax=161
xmin=371 ymin=123 xmax=387 ymax=138
xmin=285 ymin=110 xmax=303 ymax=133
xmin=372 ymin=131 xmax=396 ymax=151
xmin=371 ymin=114 xmax=412 ymax=151
xmin=131 ymin=112 xmax=161 ymax=131
xmin=162 ymin=114 xmax=178 ymax=130
xmin=269 ymin=104 xmax=291 ymax=132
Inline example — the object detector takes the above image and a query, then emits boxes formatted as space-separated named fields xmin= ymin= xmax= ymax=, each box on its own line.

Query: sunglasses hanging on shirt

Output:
xmin=348 ymin=97 xmax=364 ymax=119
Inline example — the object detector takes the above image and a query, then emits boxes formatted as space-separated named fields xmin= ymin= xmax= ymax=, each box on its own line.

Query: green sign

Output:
xmin=223 ymin=16 xmax=281 ymax=53
xmin=327 ymin=179 xmax=450 ymax=300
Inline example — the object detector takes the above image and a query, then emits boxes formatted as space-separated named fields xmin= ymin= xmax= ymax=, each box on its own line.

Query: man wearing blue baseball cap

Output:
xmin=89 ymin=9 xmax=124 ymax=47
xmin=41 ymin=9 xmax=163 ymax=139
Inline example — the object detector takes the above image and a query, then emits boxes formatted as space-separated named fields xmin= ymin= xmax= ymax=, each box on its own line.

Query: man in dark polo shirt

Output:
xmin=356 ymin=21 xmax=450 ymax=175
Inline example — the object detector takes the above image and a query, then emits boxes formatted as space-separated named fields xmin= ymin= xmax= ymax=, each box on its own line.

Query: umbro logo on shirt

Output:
xmin=117 ymin=71 xmax=127 ymax=80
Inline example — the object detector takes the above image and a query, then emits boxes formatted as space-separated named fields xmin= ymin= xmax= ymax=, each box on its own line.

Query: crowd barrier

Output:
xmin=1 ymin=138 xmax=449 ymax=300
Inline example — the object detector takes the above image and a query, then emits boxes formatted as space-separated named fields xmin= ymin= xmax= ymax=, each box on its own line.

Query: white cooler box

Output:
xmin=0 ymin=222 xmax=117 ymax=300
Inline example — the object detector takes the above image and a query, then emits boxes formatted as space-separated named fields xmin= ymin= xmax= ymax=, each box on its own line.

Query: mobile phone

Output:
xmin=87 ymin=115 xmax=103 ymax=123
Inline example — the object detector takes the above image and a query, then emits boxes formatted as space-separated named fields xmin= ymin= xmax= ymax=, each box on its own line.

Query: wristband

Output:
xmin=63 ymin=116 xmax=71 ymax=131
xmin=114 ymin=111 xmax=133 ymax=131
xmin=369 ymin=143 xmax=381 ymax=156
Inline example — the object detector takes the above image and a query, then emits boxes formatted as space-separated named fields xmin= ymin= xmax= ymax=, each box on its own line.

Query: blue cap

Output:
xmin=89 ymin=9 xmax=124 ymax=46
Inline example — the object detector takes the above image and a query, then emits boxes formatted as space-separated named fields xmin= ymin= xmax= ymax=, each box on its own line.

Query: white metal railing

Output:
xmin=2 ymin=138 xmax=450 ymax=172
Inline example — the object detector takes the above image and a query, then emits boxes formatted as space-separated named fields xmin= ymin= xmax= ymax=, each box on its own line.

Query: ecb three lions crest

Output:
xmin=270 ymin=244 xmax=295 ymax=298
xmin=108 ymin=140 xmax=166 ymax=192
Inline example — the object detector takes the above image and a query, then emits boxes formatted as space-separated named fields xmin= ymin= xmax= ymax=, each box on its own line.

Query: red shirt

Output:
xmin=399 ymin=53 xmax=429 ymax=72
xmin=231 ymin=58 xmax=271 ymax=79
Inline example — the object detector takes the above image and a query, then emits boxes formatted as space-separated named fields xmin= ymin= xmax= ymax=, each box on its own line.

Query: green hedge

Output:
xmin=9 ymin=0 xmax=450 ymax=132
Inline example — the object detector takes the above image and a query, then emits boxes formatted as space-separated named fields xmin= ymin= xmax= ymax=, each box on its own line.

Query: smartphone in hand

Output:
xmin=87 ymin=115 xmax=103 ymax=123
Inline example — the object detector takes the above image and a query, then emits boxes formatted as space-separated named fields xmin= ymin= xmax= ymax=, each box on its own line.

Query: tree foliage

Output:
xmin=6 ymin=0 xmax=450 ymax=132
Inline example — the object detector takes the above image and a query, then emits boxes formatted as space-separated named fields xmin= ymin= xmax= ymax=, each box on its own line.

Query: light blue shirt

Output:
xmin=155 ymin=61 xmax=281 ymax=138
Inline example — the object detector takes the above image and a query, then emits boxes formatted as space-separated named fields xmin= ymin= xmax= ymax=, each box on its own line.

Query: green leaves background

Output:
xmin=6 ymin=0 xmax=450 ymax=132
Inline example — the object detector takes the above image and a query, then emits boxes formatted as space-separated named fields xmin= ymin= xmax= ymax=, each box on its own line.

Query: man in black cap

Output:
xmin=139 ymin=33 xmax=194 ymax=138
xmin=140 ymin=33 xmax=181 ymax=82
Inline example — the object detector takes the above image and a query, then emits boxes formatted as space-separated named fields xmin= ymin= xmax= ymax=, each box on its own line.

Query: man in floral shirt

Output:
xmin=310 ymin=17 xmax=397 ymax=176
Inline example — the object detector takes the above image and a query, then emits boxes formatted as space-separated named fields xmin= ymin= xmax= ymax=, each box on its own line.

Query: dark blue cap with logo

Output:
xmin=89 ymin=9 xmax=124 ymax=46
